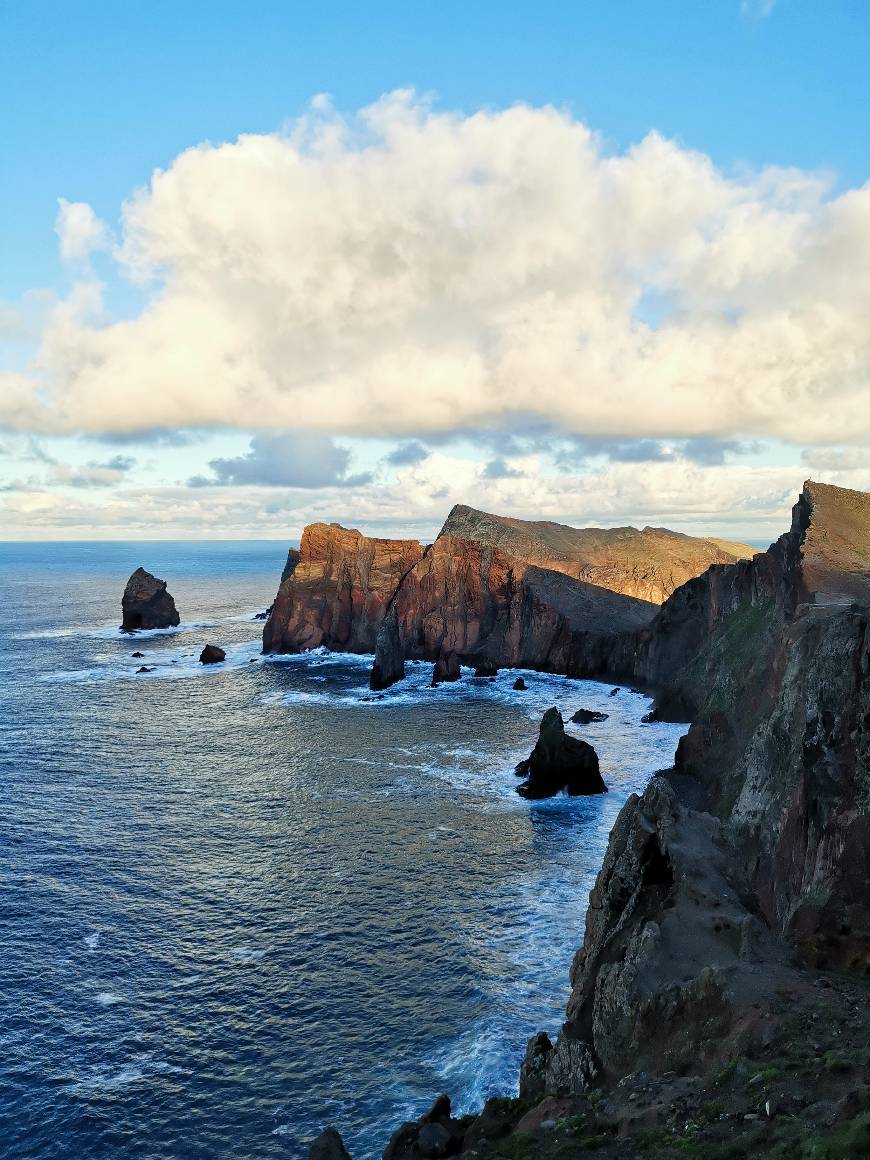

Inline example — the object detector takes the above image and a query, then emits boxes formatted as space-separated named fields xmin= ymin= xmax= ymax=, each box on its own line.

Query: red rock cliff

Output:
xmin=263 ymin=506 xmax=754 ymax=665
xmin=262 ymin=524 xmax=424 ymax=653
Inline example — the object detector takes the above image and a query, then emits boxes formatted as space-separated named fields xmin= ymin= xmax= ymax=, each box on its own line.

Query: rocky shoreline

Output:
xmin=299 ymin=481 xmax=869 ymax=1158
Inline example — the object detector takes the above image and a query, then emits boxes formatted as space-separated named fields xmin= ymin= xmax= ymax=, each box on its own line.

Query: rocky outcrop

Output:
xmin=368 ymin=481 xmax=870 ymax=1155
xmin=306 ymin=1127 xmax=351 ymax=1160
xmin=262 ymin=507 xmax=754 ymax=672
xmin=514 ymin=708 xmax=607 ymax=798
xmin=370 ymin=605 xmax=404 ymax=690
xmin=121 ymin=567 xmax=179 ymax=631
xmin=262 ymin=524 xmax=423 ymax=654
xmin=431 ymin=648 xmax=461 ymax=686
xmin=382 ymin=1095 xmax=470 ymax=1159
xmin=199 ymin=644 xmax=226 ymax=664
xmin=438 ymin=505 xmax=755 ymax=604
xmin=571 ymin=709 xmax=608 ymax=725
xmin=519 ymin=480 xmax=870 ymax=1097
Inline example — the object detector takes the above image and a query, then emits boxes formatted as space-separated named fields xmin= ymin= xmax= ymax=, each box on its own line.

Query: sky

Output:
xmin=1 ymin=0 xmax=869 ymax=542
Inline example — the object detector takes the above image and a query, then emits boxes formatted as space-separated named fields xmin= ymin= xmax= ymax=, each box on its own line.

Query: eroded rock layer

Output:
xmin=360 ymin=481 xmax=870 ymax=1159
xmin=262 ymin=507 xmax=753 ymax=669
xmin=262 ymin=524 xmax=423 ymax=654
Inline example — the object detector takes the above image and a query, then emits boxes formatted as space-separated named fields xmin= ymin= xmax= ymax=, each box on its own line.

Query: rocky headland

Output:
xmin=263 ymin=506 xmax=753 ymax=680
xmin=120 ymin=567 xmax=180 ymax=631
xmin=306 ymin=481 xmax=870 ymax=1158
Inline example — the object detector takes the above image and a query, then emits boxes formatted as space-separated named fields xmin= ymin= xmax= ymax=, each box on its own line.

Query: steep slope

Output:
xmin=262 ymin=524 xmax=423 ymax=654
xmin=354 ymin=481 xmax=870 ymax=1159
xmin=439 ymin=505 xmax=756 ymax=603
xmin=263 ymin=507 xmax=754 ymax=665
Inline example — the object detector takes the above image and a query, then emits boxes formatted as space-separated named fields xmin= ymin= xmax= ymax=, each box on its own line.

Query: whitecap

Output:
xmin=84 ymin=931 xmax=101 ymax=951
xmin=95 ymin=991 xmax=124 ymax=1007
xmin=230 ymin=946 xmax=270 ymax=963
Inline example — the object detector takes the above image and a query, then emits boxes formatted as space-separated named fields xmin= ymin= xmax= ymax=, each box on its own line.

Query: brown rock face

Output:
xmin=262 ymin=524 xmax=423 ymax=653
xmin=522 ymin=479 xmax=870 ymax=1096
xmin=121 ymin=567 xmax=180 ymax=631
xmin=437 ymin=504 xmax=755 ymax=603
xmin=262 ymin=507 xmax=754 ymax=671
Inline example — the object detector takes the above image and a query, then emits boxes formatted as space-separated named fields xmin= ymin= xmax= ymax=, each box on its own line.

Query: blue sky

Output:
xmin=1 ymin=1 xmax=869 ymax=539
xmin=3 ymin=0 xmax=869 ymax=295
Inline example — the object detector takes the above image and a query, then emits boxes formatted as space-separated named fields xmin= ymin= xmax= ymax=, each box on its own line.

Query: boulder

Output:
xmin=120 ymin=567 xmax=179 ymax=631
xmin=135 ymin=665 xmax=154 ymax=673
xmin=609 ymin=687 xmax=620 ymax=696
xmin=307 ymin=1127 xmax=351 ymax=1160
xmin=571 ymin=708 xmax=609 ymax=725
xmin=370 ymin=605 xmax=405 ymax=691
xmin=515 ymin=708 xmax=607 ymax=798
xmin=473 ymin=658 xmax=499 ymax=677
xmin=382 ymin=1095 xmax=466 ymax=1159
xmin=513 ymin=677 xmax=528 ymax=691
xmin=131 ymin=651 xmax=145 ymax=658
xmin=431 ymin=648 xmax=461 ymax=686
xmin=199 ymin=645 xmax=226 ymax=665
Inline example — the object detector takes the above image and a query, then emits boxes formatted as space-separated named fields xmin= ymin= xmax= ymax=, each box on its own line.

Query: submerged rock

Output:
xmin=199 ymin=645 xmax=226 ymax=664
xmin=135 ymin=665 xmax=154 ymax=673
xmin=120 ymin=567 xmax=179 ymax=631
xmin=571 ymin=708 xmax=609 ymax=725
xmin=431 ymin=648 xmax=461 ymax=686
xmin=131 ymin=651 xmax=145 ymax=658
xmin=515 ymin=708 xmax=607 ymax=798
xmin=307 ymin=1127 xmax=351 ymax=1160
xmin=370 ymin=605 xmax=405 ymax=691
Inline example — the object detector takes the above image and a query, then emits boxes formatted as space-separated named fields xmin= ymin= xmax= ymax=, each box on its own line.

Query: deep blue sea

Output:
xmin=0 ymin=541 xmax=686 ymax=1158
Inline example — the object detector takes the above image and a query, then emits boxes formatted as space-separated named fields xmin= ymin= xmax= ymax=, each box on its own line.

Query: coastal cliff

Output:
xmin=263 ymin=507 xmax=753 ymax=673
xmin=262 ymin=524 xmax=423 ymax=653
xmin=316 ymin=482 xmax=870 ymax=1158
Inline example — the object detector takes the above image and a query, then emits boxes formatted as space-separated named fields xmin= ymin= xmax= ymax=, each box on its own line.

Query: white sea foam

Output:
xmin=42 ymin=638 xmax=263 ymax=684
xmin=230 ymin=946 xmax=271 ymax=963
xmin=84 ymin=931 xmax=101 ymax=951
xmin=66 ymin=1054 xmax=188 ymax=1095
xmin=95 ymin=991 xmax=124 ymax=1007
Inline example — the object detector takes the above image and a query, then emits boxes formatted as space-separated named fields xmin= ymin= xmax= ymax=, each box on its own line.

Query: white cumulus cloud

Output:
xmin=1 ymin=92 xmax=868 ymax=450
xmin=54 ymin=199 xmax=111 ymax=262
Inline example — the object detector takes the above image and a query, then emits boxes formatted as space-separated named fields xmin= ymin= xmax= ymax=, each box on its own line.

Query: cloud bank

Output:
xmin=3 ymin=91 xmax=869 ymax=448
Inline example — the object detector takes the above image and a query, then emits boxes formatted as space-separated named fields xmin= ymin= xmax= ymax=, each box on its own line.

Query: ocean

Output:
xmin=0 ymin=541 xmax=686 ymax=1158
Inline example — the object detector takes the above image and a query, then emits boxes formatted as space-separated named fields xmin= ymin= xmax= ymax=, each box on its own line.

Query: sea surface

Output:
xmin=0 ymin=542 xmax=686 ymax=1159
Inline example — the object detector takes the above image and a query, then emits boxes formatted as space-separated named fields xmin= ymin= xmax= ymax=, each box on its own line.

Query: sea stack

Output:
xmin=515 ymin=707 xmax=607 ymax=798
xmin=199 ymin=645 xmax=226 ymax=665
xmin=369 ymin=605 xmax=405 ymax=691
xmin=121 ymin=567 xmax=180 ymax=631
xmin=431 ymin=647 xmax=461 ymax=686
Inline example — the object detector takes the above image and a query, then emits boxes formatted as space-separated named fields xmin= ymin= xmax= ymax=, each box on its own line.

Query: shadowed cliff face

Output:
xmin=312 ymin=482 xmax=870 ymax=1157
xmin=528 ymin=480 xmax=870 ymax=1097
xmin=120 ymin=567 xmax=180 ymax=631
xmin=263 ymin=506 xmax=754 ymax=665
